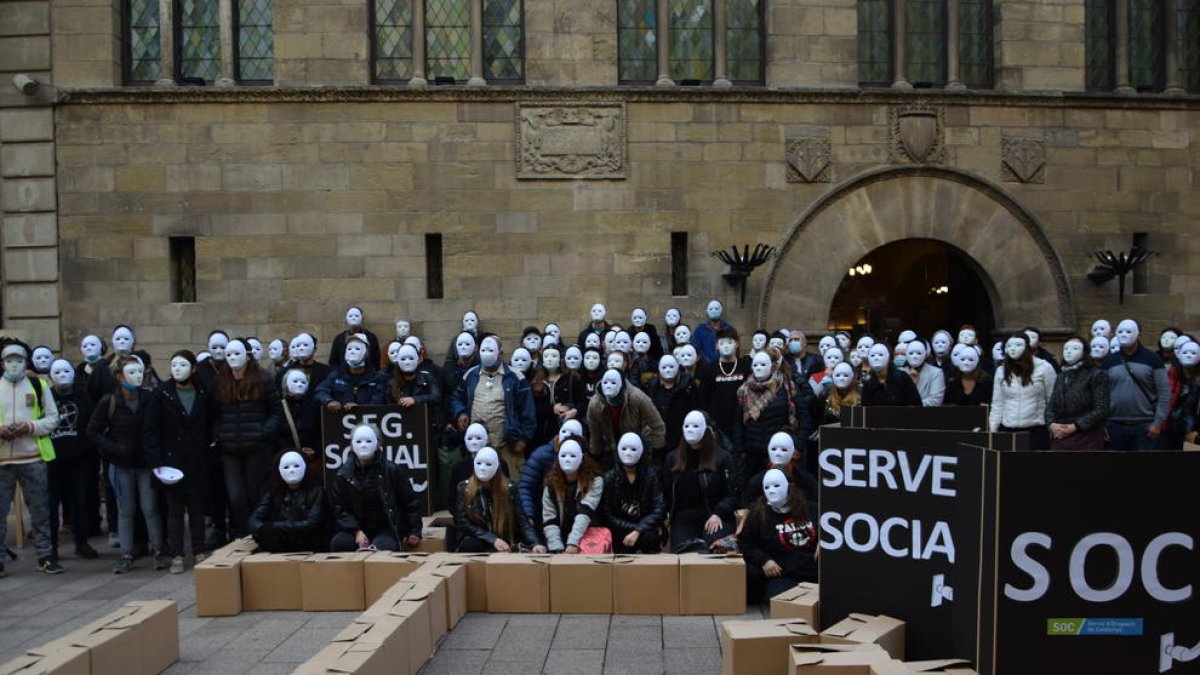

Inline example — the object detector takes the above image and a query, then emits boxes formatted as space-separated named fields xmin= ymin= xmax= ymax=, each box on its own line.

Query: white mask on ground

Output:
xmin=351 ymin=426 xmax=378 ymax=461
xmin=225 ymin=340 xmax=248 ymax=370
xmin=832 ymin=362 xmax=855 ymax=389
xmin=345 ymin=307 xmax=363 ymax=328
xmin=170 ymin=356 xmax=192 ymax=382
xmin=682 ymin=410 xmax=707 ymax=445
xmin=455 ymin=332 xmax=476 ymax=359
xmin=751 ymin=352 xmax=773 ymax=381
xmin=464 ymin=423 xmax=488 ymax=454
xmin=285 ymin=369 xmax=309 ymax=397
xmin=1116 ymin=319 xmax=1139 ymax=348
xmin=867 ymin=344 xmax=890 ymax=372
xmin=50 ymin=359 xmax=75 ymax=389
xmin=397 ymin=345 xmax=419 ymax=373
xmin=510 ymin=348 xmax=532 ymax=374
xmin=558 ymin=440 xmax=583 ymax=473
xmin=473 ymin=447 xmax=500 ymax=481
xmin=617 ymin=433 xmax=644 ymax=467
xmin=762 ymin=469 xmax=790 ymax=511
xmin=767 ymin=432 xmax=795 ymax=467
xmin=279 ymin=451 xmax=306 ymax=486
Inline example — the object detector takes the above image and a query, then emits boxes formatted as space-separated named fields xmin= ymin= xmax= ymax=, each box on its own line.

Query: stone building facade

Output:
xmin=0 ymin=0 xmax=1198 ymax=362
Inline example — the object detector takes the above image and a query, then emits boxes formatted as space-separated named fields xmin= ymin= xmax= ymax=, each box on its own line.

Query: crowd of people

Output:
xmin=0 ymin=301 xmax=1195 ymax=603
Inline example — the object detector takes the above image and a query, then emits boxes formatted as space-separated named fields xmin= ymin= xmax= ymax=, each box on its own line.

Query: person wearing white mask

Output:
xmin=663 ymin=308 xmax=683 ymax=352
xmin=601 ymin=432 xmax=667 ymax=554
xmin=586 ymin=368 xmax=666 ymax=470
xmin=1157 ymin=326 xmax=1184 ymax=365
xmin=539 ymin=346 xmax=587 ymax=427
xmin=904 ymin=340 xmax=946 ymax=407
xmin=329 ymin=425 xmax=422 ymax=551
xmin=77 ymin=333 xmax=117 ymax=403
xmin=517 ymin=419 xmax=583 ymax=544
xmin=541 ymin=439 xmax=604 ymax=554
xmin=1089 ymin=335 xmax=1111 ymax=363
xmin=450 ymin=336 xmax=537 ymax=478
xmin=629 ymin=331 xmax=658 ymax=386
xmin=697 ymin=327 xmax=751 ymax=454
xmin=246 ymin=338 xmax=265 ymax=367
xmin=47 ymin=357 xmax=99 ymax=563
xmin=387 ymin=344 xmax=442 ymax=488
xmin=577 ymin=303 xmax=611 ymax=349
xmin=930 ymin=330 xmax=954 ymax=370
xmin=1099 ymin=319 xmax=1171 ymax=451
xmin=642 ymin=355 xmax=697 ymax=461
xmin=944 ymin=345 xmax=991 ymax=406
xmin=818 ymin=362 xmax=861 ymax=426
xmin=736 ymin=351 xmax=806 ymax=472
xmin=629 ymin=307 xmax=664 ymax=362
xmin=736 ymin=469 xmax=818 ymax=601
xmin=663 ymin=410 xmax=739 ymax=553
xmin=267 ymin=339 xmax=288 ymax=373
xmin=579 ymin=347 xmax=605 ymax=398
xmin=809 ymin=347 xmax=845 ymax=396
xmin=329 ymin=306 xmax=382 ymax=369
xmin=1174 ymin=339 xmax=1200 ymax=447
xmin=276 ymin=368 xmax=322 ymax=458
xmin=87 ymin=354 xmax=166 ymax=574
xmin=693 ymin=299 xmax=732 ymax=362
xmin=447 ymin=422 xmax=513 ymax=529
xmin=440 ymin=331 xmax=480 ymax=445
xmin=740 ymin=431 xmax=819 ymax=510
xmin=273 ymin=332 xmax=331 ymax=398
xmin=1023 ymin=326 xmax=1059 ymax=373
xmin=454 ymin=447 xmax=544 ymax=553
xmin=196 ymin=330 xmax=229 ymax=394
xmin=861 ymin=342 xmax=922 ymax=407
xmin=249 ymin=450 xmax=327 ymax=553
xmin=1046 ymin=336 xmax=1110 ymax=450
xmin=989 ymin=333 xmax=1057 ymax=449
xmin=316 ymin=333 xmax=388 ymax=411
xmin=144 ymin=350 xmax=214 ymax=572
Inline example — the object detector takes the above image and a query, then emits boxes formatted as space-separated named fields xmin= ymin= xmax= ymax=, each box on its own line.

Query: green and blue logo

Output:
xmin=1047 ymin=618 xmax=1144 ymax=636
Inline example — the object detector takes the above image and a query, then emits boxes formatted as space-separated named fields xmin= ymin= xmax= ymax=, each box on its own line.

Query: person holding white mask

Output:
xmin=1046 ymin=336 xmax=1110 ymax=450
xmin=663 ymin=410 xmax=739 ymax=553
xmin=736 ymin=469 xmax=818 ymax=601
xmin=989 ymin=333 xmax=1056 ymax=449
xmin=455 ymin=447 xmax=544 ymax=553
xmin=329 ymin=425 xmax=422 ymax=551
xmin=249 ymin=450 xmax=328 ymax=553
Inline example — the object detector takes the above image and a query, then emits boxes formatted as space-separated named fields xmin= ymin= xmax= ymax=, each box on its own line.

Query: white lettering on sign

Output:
xmin=325 ymin=410 xmax=429 ymax=491
xmin=820 ymin=447 xmax=958 ymax=497
xmin=820 ymin=511 xmax=956 ymax=563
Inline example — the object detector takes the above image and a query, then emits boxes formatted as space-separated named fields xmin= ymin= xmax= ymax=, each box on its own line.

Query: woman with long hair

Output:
xmin=456 ymin=447 xmax=544 ymax=553
xmin=249 ymin=450 xmax=328 ymax=552
xmin=990 ymin=333 xmax=1056 ymax=449
xmin=213 ymin=338 xmax=283 ymax=537
xmin=737 ymin=469 xmax=819 ymax=601
xmin=1046 ymin=337 xmax=1110 ymax=450
xmin=542 ymin=439 xmax=604 ymax=553
xmin=819 ymin=362 xmax=860 ymax=424
xmin=663 ymin=410 xmax=739 ymax=553
xmin=736 ymin=349 xmax=803 ymax=473
xmin=944 ymin=345 xmax=992 ymax=406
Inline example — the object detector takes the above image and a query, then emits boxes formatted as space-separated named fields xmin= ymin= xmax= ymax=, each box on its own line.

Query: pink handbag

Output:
xmin=578 ymin=526 xmax=613 ymax=554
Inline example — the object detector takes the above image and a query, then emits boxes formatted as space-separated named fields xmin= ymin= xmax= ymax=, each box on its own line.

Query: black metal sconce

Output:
xmin=1087 ymin=248 xmax=1156 ymax=304
xmin=712 ymin=244 xmax=776 ymax=307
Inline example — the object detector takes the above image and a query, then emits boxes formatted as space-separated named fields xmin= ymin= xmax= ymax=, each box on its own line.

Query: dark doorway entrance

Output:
xmin=826 ymin=239 xmax=995 ymax=345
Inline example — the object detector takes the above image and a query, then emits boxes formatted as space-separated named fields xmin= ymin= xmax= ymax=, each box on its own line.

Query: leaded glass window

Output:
xmin=906 ymin=0 xmax=945 ymax=86
xmin=1183 ymin=0 xmax=1200 ymax=92
xmin=858 ymin=0 xmax=891 ymax=85
xmin=726 ymin=0 xmax=764 ymax=83
xmin=426 ymin=0 xmax=471 ymax=81
xmin=178 ymin=0 xmax=220 ymax=81
xmin=483 ymin=0 xmax=523 ymax=81
xmin=669 ymin=0 xmax=713 ymax=81
xmin=958 ymin=0 xmax=991 ymax=87
xmin=126 ymin=0 xmax=162 ymax=82
xmin=374 ymin=0 xmax=413 ymax=81
xmin=1085 ymin=0 xmax=1114 ymax=90
xmin=1129 ymin=0 xmax=1163 ymax=90
xmin=237 ymin=0 xmax=273 ymax=82
xmin=618 ymin=0 xmax=657 ymax=82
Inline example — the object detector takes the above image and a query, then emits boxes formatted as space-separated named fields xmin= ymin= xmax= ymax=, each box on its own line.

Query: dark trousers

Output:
xmin=206 ymin=455 xmax=230 ymax=537
xmin=85 ymin=452 xmax=102 ymax=534
xmin=102 ymin=459 xmax=119 ymax=535
xmin=1106 ymin=420 xmax=1160 ymax=451
xmin=610 ymin=526 xmax=662 ymax=554
xmin=668 ymin=509 xmax=731 ymax=553
xmin=1000 ymin=424 xmax=1050 ymax=452
xmin=330 ymin=529 xmax=398 ymax=552
xmin=221 ymin=452 xmax=269 ymax=537
xmin=165 ymin=488 xmax=207 ymax=557
xmin=456 ymin=535 xmax=493 ymax=553
xmin=745 ymin=565 xmax=811 ymax=603
xmin=254 ymin=526 xmax=327 ymax=553
xmin=48 ymin=457 xmax=89 ymax=554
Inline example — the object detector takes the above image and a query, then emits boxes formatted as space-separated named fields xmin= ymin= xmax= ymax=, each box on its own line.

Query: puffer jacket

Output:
xmin=454 ymin=477 xmax=539 ymax=549
xmin=601 ymin=462 xmax=667 ymax=535
xmin=249 ymin=485 xmax=328 ymax=540
xmin=1045 ymin=364 xmax=1110 ymax=431
xmin=315 ymin=366 xmax=388 ymax=407
xmin=214 ymin=373 xmax=283 ymax=455
xmin=517 ymin=441 xmax=557 ymax=531
xmin=143 ymin=380 xmax=212 ymax=486
xmin=585 ymin=386 xmax=667 ymax=466
xmin=662 ymin=447 xmax=741 ymax=523
xmin=643 ymin=374 xmax=697 ymax=453
xmin=86 ymin=390 xmax=151 ymax=469
xmin=329 ymin=452 xmax=422 ymax=540
xmin=989 ymin=359 xmax=1057 ymax=431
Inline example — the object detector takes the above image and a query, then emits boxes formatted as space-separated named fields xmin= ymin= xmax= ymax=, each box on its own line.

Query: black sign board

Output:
xmin=320 ymin=404 xmax=431 ymax=516
xmin=978 ymin=450 xmax=1200 ymax=675
xmin=840 ymin=405 xmax=990 ymax=432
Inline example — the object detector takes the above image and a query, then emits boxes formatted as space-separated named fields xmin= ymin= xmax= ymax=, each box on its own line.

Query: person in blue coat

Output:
xmin=450 ymin=336 xmax=536 ymax=477
xmin=517 ymin=420 xmax=583 ymax=543
xmin=693 ymin=299 xmax=733 ymax=363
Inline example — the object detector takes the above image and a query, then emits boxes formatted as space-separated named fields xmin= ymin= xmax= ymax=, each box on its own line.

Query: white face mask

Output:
xmin=1024 ymin=330 xmax=1040 ymax=349
xmin=706 ymin=300 xmax=723 ymax=321
xmin=565 ymin=347 xmax=583 ymax=370
xmin=462 ymin=312 xmax=479 ymax=332
xmin=50 ymin=359 xmax=75 ymax=389
xmin=614 ymin=332 xmax=632 ymax=354
xmin=682 ymin=410 xmax=706 ymax=445
xmin=856 ymin=337 xmax=875 ymax=360
xmin=395 ymin=320 xmax=411 ymax=339
xmin=522 ymin=334 xmax=542 ymax=352
xmin=665 ymin=309 xmax=680 ymax=327
xmin=473 ymin=447 xmax=500 ymax=481
xmin=867 ymin=344 xmax=890 ymax=372
xmin=542 ymin=349 xmax=561 ymax=372
xmin=558 ymin=440 xmax=583 ymax=473
xmin=717 ymin=338 xmax=737 ymax=357
xmin=1005 ymin=338 xmax=1026 ymax=360
xmin=673 ymin=325 xmax=691 ymax=345
xmin=658 ymin=355 xmax=679 ymax=381
xmin=583 ymin=351 xmax=601 ymax=371
xmin=767 ymin=432 xmax=795 ymax=467
xmin=823 ymin=349 xmax=843 ymax=370
xmin=81 ymin=335 xmax=103 ymax=361
xmin=818 ymin=336 xmax=836 ymax=354
xmin=345 ymin=308 xmax=363 ymax=327
xmin=606 ymin=352 xmax=626 ymax=371
xmin=558 ymin=420 xmax=582 ymax=443
xmin=351 ymin=426 xmax=378 ymax=461
xmin=285 ymin=370 xmax=309 ymax=397
xmin=906 ymin=342 xmax=927 ymax=368
xmin=3 ymin=357 xmax=25 ymax=381
xmin=122 ymin=363 xmax=145 ymax=388
xmin=932 ymin=332 xmax=952 ymax=357
xmin=752 ymin=334 xmax=768 ymax=352
xmin=1160 ymin=331 xmax=1178 ymax=351
xmin=510 ymin=348 xmax=532 ymax=374
xmin=268 ymin=339 xmax=285 ymax=362
xmin=170 ymin=356 xmax=193 ymax=382
xmin=291 ymin=334 xmax=314 ymax=361
xmin=1116 ymin=320 xmax=1139 ymax=348
xmin=387 ymin=341 xmax=403 ymax=365
xmin=397 ymin=345 xmax=420 ymax=373
xmin=617 ymin=432 xmax=644 ymax=467
xmin=209 ymin=333 xmax=229 ymax=361
xmin=751 ymin=352 xmax=773 ymax=381
xmin=1176 ymin=336 xmax=1196 ymax=358
xmin=405 ymin=336 xmax=422 ymax=353
xmin=600 ymin=369 xmax=624 ymax=399
xmin=630 ymin=309 xmax=647 ymax=328
xmin=1062 ymin=341 xmax=1084 ymax=366
xmin=897 ymin=330 xmax=917 ymax=346
xmin=590 ymin=304 xmax=606 ymax=322
xmin=677 ymin=345 xmax=697 ymax=368
xmin=832 ymin=363 xmax=855 ymax=389
xmin=992 ymin=342 xmax=1004 ymax=362
xmin=602 ymin=331 xmax=617 ymax=353
xmin=958 ymin=329 xmax=977 ymax=345
xmin=279 ymin=451 xmax=307 ymax=486
xmin=112 ymin=327 xmax=135 ymax=354
xmin=225 ymin=340 xmax=248 ymax=370
xmin=835 ymin=333 xmax=851 ymax=350
xmin=762 ymin=469 xmax=790 ymax=511
xmin=248 ymin=339 xmax=264 ymax=362
xmin=456 ymin=332 xmax=477 ymax=359
xmin=585 ymin=333 xmax=601 ymax=350
xmin=464 ymin=423 xmax=488 ymax=454
xmin=956 ymin=348 xmax=980 ymax=374
xmin=766 ymin=337 xmax=783 ymax=352
xmin=849 ymin=352 xmax=862 ymax=368
xmin=31 ymin=348 xmax=53 ymax=373
xmin=1091 ymin=320 xmax=1112 ymax=338
xmin=1178 ymin=342 xmax=1200 ymax=368
xmin=633 ymin=333 xmax=651 ymax=354
xmin=545 ymin=323 xmax=560 ymax=340
xmin=1089 ymin=337 xmax=1110 ymax=361
xmin=344 ymin=340 xmax=367 ymax=368
xmin=479 ymin=337 xmax=500 ymax=369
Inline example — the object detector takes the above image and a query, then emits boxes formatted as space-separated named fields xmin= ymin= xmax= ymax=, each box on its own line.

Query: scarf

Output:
xmin=737 ymin=371 xmax=795 ymax=425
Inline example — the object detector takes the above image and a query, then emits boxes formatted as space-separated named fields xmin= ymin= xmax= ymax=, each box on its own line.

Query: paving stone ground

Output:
xmin=0 ymin=541 xmax=762 ymax=674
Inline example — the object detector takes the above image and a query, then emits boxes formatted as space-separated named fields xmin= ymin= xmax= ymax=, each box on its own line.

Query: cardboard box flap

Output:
xmin=776 ymin=582 xmax=819 ymax=601
xmin=823 ymin=614 xmax=903 ymax=639
xmin=332 ymin=621 xmax=374 ymax=643
xmin=307 ymin=551 xmax=372 ymax=563
xmin=789 ymin=643 xmax=891 ymax=666
xmin=488 ymin=553 xmax=552 ymax=565
xmin=723 ymin=618 xmax=819 ymax=639
xmin=0 ymin=655 xmax=40 ymax=675
xmin=891 ymin=660 xmax=978 ymax=674
xmin=0 ymin=647 xmax=89 ymax=675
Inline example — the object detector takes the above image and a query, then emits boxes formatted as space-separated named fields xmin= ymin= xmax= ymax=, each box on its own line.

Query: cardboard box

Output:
xmin=0 ymin=646 xmax=88 ymax=675
xmin=821 ymin=614 xmax=906 ymax=660
xmin=240 ymin=553 xmax=307 ymax=611
xmin=63 ymin=600 xmax=179 ymax=675
xmin=194 ymin=556 xmax=243 ymax=617
xmin=212 ymin=536 xmax=258 ymax=558
xmin=485 ymin=553 xmax=551 ymax=613
xmin=549 ymin=555 xmax=614 ymax=614
xmin=293 ymin=640 xmax=391 ymax=675
xmin=679 ymin=553 xmax=746 ymax=615
xmin=410 ymin=527 xmax=446 ymax=553
xmin=612 ymin=554 xmax=680 ymax=615
xmin=359 ymin=580 xmax=432 ymax=675
xmin=770 ymin=582 xmax=821 ymax=628
xmin=789 ymin=644 xmax=897 ymax=675
xmin=125 ymin=600 xmax=180 ymax=675
xmin=889 ymin=660 xmax=979 ymax=674
xmin=418 ymin=559 xmax=467 ymax=629
xmin=363 ymin=552 xmax=431 ymax=605
xmin=721 ymin=618 xmax=820 ymax=675
xmin=301 ymin=552 xmax=371 ymax=611
xmin=403 ymin=573 xmax=448 ymax=645
xmin=363 ymin=580 xmax=416 ymax=618
xmin=328 ymin=615 xmax=408 ymax=675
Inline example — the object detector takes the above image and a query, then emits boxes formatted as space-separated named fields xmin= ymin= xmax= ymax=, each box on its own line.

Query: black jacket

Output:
xmin=737 ymin=502 xmax=819 ymax=583
xmin=735 ymin=387 xmax=803 ymax=461
xmin=741 ymin=464 xmax=820 ymax=509
xmin=644 ymin=374 xmax=697 ymax=453
xmin=315 ymin=366 xmax=388 ymax=407
xmin=601 ymin=462 xmax=668 ymax=535
xmin=213 ymin=373 xmax=283 ymax=455
xmin=329 ymin=453 xmax=422 ymax=540
xmin=329 ymin=328 xmax=382 ymax=370
xmin=662 ymin=447 xmax=741 ymax=522
xmin=143 ymin=380 xmax=212 ymax=487
xmin=861 ymin=369 xmax=922 ymax=407
xmin=77 ymin=356 xmax=117 ymax=403
xmin=277 ymin=392 xmax=323 ymax=451
xmin=49 ymin=386 xmax=93 ymax=463
xmin=387 ymin=370 xmax=442 ymax=432
xmin=1045 ymin=364 xmax=1110 ymax=431
xmin=86 ymin=390 xmax=151 ymax=468
xmin=249 ymin=485 xmax=328 ymax=546
xmin=944 ymin=372 xmax=993 ymax=406
xmin=273 ymin=360 xmax=332 ymax=397
xmin=454 ymin=477 xmax=539 ymax=548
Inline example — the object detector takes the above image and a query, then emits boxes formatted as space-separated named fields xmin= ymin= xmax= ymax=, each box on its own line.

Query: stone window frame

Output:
xmin=1086 ymin=0 xmax=1194 ymax=94
xmin=855 ymin=0 xmax=995 ymax=91
xmin=369 ymin=0 xmax=528 ymax=87
xmin=616 ymin=0 xmax=767 ymax=88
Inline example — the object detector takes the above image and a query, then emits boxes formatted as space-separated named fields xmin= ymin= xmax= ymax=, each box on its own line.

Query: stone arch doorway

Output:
xmin=759 ymin=166 xmax=1074 ymax=338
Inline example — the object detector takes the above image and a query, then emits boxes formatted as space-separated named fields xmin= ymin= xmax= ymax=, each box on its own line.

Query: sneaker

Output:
xmin=75 ymin=543 xmax=99 ymax=559
xmin=169 ymin=556 xmax=185 ymax=575
xmin=113 ymin=554 xmax=133 ymax=575
xmin=152 ymin=551 xmax=171 ymax=571
xmin=108 ymin=534 xmax=120 ymax=549
xmin=38 ymin=558 xmax=64 ymax=575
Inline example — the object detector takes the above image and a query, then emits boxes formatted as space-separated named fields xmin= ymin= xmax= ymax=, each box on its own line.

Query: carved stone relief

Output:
xmin=516 ymin=103 xmax=626 ymax=180
xmin=786 ymin=137 xmax=832 ymax=183
xmin=890 ymin=104 xmax=944 ymax=164
xmin=1000 ymin=137 xmax=1046 ymax=184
